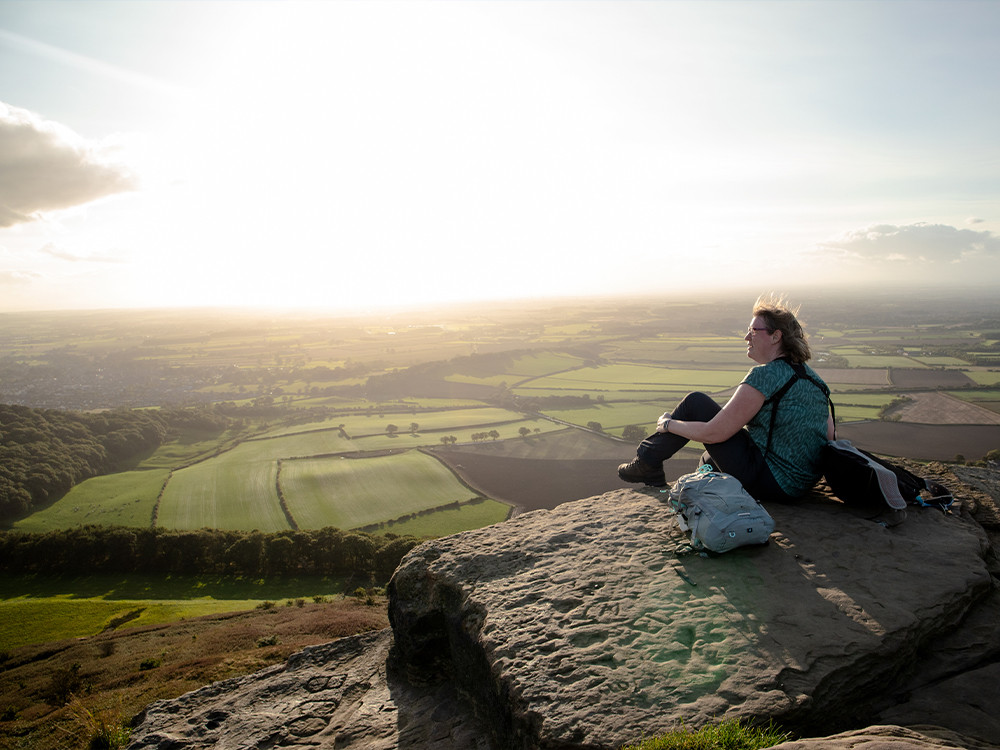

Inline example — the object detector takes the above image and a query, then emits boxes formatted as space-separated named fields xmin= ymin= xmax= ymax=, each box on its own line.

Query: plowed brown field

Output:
xmin=889 ymin=369 xmax=976 ymax=388
xmin=837 ymin=422 xmax=1000 ymax=461
xmin=814 ymin=368 xmax=890 ymax=385
xmin=889 ymin=392 xmax=1000 ymax=425
xmin=429 ymin=428 xmax=699 ymax=512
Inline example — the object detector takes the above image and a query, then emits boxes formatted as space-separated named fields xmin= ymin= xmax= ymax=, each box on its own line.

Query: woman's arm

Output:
xmin=827 ymin=413 xmax=836 ymax=440
xmin=664 ymin=384 xmax=765 ymax=444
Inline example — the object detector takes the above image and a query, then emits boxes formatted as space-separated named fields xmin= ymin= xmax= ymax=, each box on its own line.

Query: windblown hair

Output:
xmin=753 ymin=293 xmax=811 ymax=364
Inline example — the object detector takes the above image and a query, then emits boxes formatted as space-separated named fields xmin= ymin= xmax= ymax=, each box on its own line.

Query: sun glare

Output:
xmin=0 ymin=1 xmax=997 ymax=312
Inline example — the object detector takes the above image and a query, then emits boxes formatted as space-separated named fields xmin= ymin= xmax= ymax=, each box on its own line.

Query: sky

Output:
xmin=0 ymin=0 xmax=998 ymax=313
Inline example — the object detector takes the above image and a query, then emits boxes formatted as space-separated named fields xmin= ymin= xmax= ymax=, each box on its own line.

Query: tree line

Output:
xmin=0 ymin=403 xmax=244 ymax=524
xmin=0 ymin=525 xmax=421 ymax=581
xmin=0 ymin=404 xmax=177 ymax=523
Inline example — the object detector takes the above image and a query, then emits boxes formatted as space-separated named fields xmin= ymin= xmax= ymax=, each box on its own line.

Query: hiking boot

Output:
xmin=618 ymin=457 xmax=666 ymax=487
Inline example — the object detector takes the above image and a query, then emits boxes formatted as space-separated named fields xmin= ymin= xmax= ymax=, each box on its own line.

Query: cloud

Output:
xmin=818 ymin=223 xmax=1000 ymax=263
xmin=0 ymin=269 xmax=39 ymax=285
xmin=39 ymin=243 xmax=124 ymax=264
xmin=0 ymin=102 xmax=137 ymax=228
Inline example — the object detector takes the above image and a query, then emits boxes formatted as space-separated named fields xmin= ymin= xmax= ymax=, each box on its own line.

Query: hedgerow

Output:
xmin=0 ymin=525 xmax=420 ymax=580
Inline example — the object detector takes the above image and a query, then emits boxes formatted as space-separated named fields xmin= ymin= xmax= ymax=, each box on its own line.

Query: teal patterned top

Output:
xmin=742 ymin=358 xmax=830 ymax=497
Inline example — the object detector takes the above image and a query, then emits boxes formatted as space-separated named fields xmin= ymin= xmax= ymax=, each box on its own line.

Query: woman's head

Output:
xmin=749 ymin=294 xmax=811 ymax=364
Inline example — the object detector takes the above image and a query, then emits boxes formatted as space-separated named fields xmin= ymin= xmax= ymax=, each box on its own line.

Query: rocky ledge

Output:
xmin=129 ymin=466 xmax=1000 ymax=750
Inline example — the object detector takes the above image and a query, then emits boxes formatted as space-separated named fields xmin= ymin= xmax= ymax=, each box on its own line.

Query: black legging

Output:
xmin=636 ymin=391 xmax=795 ymax=502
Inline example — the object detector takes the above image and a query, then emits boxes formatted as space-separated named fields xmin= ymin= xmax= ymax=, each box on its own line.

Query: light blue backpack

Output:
xmin=667 ymin=470 xmax=775 ymax=553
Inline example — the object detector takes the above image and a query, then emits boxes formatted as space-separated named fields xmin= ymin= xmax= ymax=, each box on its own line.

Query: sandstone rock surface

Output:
xmin=128 ymin=629 xmax=492 ymax=749
xmin=771 ymin=724 xmax=990 ymax=750
xmin=388 ymin=488 xmax=992 ymax=748
xmin=878 ymin=662 xmax=1000 ymax=746
xmin=129 ymin=472 xmax=1000 ymax=750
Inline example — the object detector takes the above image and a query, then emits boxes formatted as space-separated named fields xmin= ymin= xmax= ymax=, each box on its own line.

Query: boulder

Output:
xmin=128 ymin=629 xmax=493 ymax=749
xmin=877 ymin=662 xmax=1000 ymax=747
xmin=771 ymin=723 xmax=990 ymax=750
xmin=128 ymin=474 xmax=1000 ymax=750
xmin=388 ymin=487 xmax=992 ymax=748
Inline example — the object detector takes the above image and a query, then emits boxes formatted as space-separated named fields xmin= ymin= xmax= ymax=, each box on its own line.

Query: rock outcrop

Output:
xmin=388 ymin=487 xmax=992 ymax=748
xmin=129 ymin=629 xmax=492 ymax=749
xmin=129 ymin=471 xmax=1000 ymax=750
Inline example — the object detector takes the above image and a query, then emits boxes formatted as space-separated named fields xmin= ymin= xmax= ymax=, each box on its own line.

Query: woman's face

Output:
xmin=745 ymin=315 xmax=781 ymax=364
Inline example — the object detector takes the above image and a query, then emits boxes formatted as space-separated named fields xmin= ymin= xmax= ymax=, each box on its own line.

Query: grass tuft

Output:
xmin=621 ymin=719 xmax=792 ymax=750
xmin=67 ymin=699 xmax=131 ymax=750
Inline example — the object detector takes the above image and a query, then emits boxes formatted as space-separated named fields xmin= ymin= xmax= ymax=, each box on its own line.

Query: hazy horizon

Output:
xmin=1 ymin=0 xmax=998 ymax=314
xmin=2 ymin=282 xmax=998 ymax=323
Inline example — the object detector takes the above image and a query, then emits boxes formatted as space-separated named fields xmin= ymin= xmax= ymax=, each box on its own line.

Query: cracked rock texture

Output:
xmin=128 ymin=629 xmax=492 ymax=749
xmin=129 ymin=466 xmax=1000 ymax=750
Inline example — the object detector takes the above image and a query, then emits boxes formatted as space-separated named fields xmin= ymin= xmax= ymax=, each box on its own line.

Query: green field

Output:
xmin=14 ymin=469 xmax=168 ymax=533
xmin=377 ymin=498 xmax=510 ymax=536
xmin=349 ymin=417 xmax=563 ymax=450
xmin=607 ymin=339 xmax=750 ymax=365
xmin=18 ymin=407 xmax=539 ymax=535
xmin=542 ymin=402 xmax=662 ymax=432
xmin=441 ymin=351 xmax=588 ymax=386
xmin=950 ymin=389 xmax=1000 ymax=401
xmin=828 ymin=391 xmax=895 ymax=423
xmin=831 ymin=347 xmax=929 ymax=368
xmin=248 ymin=428 xmax=357 ymax=457
xmin=543 ymin=394 xmax=892 ymax=430
xmin=279 ymin=450 xmax=480 ymax=529
xmin=313 ymin=397 xmax=485 ymax=409
xmin=505 ymin=352 xmax=585 ymax=376
xmin=832 ymin=405 xmax=884 ymax=421
xmin=967 ymin=371 xmax=1000 ymax=386
xmin=135 ymin=427 xmax=246 ymax=470
xmin=911 ymin=356 xmax=969 ymax=366
xmin=512 ymin=387 xmax=692 ymax=401
xmin=444 ymin=373 xmax=514 ymax=386
xmin=7 ymin=299 xmax=1000 ymax=548
xmin=0 ymin=573 xmax=349 ymax=650
xmin=0 ymin=597 xmax=263 ymax=651
xmin=157 ymin=443 xmax=287 ymax=531
xmin=523 ymin=364 xmax=746 ymax=390
xmin=258 ymin=406 xmax=527 ymax=440
xmin=832 ymin=393 xmax=898 ymax=407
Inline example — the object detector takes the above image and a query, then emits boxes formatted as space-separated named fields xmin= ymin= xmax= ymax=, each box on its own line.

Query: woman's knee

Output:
xmin=672 ymin=392 xmax=721 ymax=421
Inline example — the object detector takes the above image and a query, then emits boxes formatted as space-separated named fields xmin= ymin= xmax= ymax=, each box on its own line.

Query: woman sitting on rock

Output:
xmin=618 ymin=294 xmax=834 ymax=502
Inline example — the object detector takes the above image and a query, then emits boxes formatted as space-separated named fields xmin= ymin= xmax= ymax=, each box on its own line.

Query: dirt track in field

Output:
xmin=889 ymin=391 xmax=1000 ymax=425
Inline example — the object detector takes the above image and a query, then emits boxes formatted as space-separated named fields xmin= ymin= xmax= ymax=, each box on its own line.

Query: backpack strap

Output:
xmin=763 ymin=360 xmax=835 ymax=459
